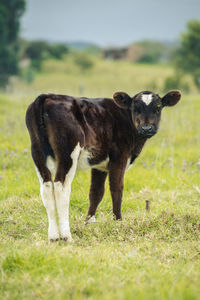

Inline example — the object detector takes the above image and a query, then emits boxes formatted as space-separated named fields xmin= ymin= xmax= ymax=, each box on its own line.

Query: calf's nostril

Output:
xmin=142 ymin=125 xmax=152 ymax=132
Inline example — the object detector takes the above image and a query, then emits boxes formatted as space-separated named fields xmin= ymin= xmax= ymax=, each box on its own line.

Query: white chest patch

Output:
xmin=141 ymin=94 xmax=153 ymax=105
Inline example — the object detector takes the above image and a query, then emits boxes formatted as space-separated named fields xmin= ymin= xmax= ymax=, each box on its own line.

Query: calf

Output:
xmin=26 ymin=90 xmax=181 ymax=241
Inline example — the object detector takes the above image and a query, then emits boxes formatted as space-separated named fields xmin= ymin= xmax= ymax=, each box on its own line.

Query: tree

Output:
xmin=24 ymin=41 xmax=69 ymax=71
xmin=25 ymin=41 xmax=50 ymax=71
xmin=0 ymin=0 xmax=25 ymax=88
xmin=47 ymin=44 xmax=69 ymax=59
xmin=176 ymin=20 xmax=200 ymax=89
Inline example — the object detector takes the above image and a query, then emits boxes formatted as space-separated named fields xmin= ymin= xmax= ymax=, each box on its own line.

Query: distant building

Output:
xmin=102 ymin=47 xmax=128 ymax=60
xmin=102 ymin=45 xmax=144 ymax=62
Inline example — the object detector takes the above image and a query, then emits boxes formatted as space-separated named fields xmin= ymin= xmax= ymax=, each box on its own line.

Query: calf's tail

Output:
xmin=25 ymin=94 xmax=55 ymax=162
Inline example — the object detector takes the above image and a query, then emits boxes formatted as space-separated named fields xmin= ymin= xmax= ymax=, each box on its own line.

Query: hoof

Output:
xmin=49 ymin=238 xmax=59 ymax=243
xmin=48 ymin=227 xmax=60 ymax=242
xmin=85 ymin=215 xmax=96 ymax=225
xmin=60 ymin=236 xmax=73 ymax=243
xmin=113 ymin=215 xmax=122 ymax=221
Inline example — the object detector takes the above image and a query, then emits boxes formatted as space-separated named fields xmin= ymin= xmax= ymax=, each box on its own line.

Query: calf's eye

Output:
xmin=153 ymin=108 xmax=160 ymax=114
xmin=156 ymin=108 xmax=161 ymax=114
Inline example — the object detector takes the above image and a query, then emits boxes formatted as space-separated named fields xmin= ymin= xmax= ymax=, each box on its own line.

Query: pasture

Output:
xmin=0 ymin=58 xmax=200 ymax=299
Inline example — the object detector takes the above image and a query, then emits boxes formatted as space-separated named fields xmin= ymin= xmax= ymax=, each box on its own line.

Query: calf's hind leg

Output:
xmin=86 ymin=168 xmax=107 ymax=223
xmin=54 ymin=144 xmax=81 ymax=241
xmin=32 ymin=149 xmax=59 ymax=242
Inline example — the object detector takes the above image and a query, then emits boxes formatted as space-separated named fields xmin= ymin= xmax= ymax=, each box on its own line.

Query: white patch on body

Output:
xmin=54 ymin=143 xmax=81 ymax=241
xmin=77 ymin=148 xmax=109 ymax=172
xmin=141 ymin=94 xmax=153 ymax=105
xmin=93 ymin=157 xmax=109 ymax=172
xmin=35 ymin=167 xmax=59 ymax=241
xmin=77 ymin=148 xmax=91 ymax=170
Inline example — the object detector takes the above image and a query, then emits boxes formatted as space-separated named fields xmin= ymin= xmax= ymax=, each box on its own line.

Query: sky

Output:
xmin=21 ymin=0 xmax=200 ymax=47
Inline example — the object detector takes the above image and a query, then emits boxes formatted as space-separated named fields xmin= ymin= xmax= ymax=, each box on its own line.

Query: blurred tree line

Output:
xmin=19 ymin=41 xmax=93 ymax=83
xmin=23 ymin=40 xmax=69 ymax=70
xmin=0 ymin=0 xmax=200 ymax=92
xmin=19 ymin=39 xmax=71 ymax=83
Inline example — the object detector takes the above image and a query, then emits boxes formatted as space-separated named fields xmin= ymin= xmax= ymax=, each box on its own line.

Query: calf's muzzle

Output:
xmin=137 ymin=124 xmax=157 ymax=138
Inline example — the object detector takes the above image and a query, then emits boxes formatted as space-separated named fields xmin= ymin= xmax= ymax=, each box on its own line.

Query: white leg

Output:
xmin=54 ymin=144 xmax=81 ymax=241
xmin=54 ymin=181 xmax=72 ymax=241
xmin=35 ymin=168 xmax=59 ymax=241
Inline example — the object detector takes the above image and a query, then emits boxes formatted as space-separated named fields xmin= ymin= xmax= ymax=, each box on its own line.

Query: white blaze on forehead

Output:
xmin=141 ymin=94 xmax=153 ymax=105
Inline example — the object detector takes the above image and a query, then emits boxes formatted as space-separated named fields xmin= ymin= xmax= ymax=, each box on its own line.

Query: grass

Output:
xmin=0 ymin=58 xmax=200 ymax=299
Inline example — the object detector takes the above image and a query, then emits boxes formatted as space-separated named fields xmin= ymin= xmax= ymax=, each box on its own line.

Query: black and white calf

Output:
xmin=26 ymin=90 xmax=181 ymax=241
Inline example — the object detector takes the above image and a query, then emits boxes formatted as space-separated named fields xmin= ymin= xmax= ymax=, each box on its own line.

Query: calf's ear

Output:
xmin=162 ymin=90 xmax=181 ymax=107
xmin=113 ymin=92 xmax=132 ymax=109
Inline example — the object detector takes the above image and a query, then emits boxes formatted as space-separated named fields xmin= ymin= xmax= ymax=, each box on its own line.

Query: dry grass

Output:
xmin=0 ymin=59 xmax=200 ymax=299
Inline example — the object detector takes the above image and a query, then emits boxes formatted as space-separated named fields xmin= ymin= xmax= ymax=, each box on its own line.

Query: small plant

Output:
xmin=74 ymin=53 xmax=94 ymax=72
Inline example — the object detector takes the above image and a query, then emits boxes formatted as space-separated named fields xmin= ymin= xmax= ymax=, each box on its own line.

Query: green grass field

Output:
xmin=0 ymin=58 xmax=200 ymax=299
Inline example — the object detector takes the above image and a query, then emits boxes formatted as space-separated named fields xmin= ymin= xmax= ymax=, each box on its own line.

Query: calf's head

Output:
xmin=113 ymin=90 xmax=181 ymax=138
